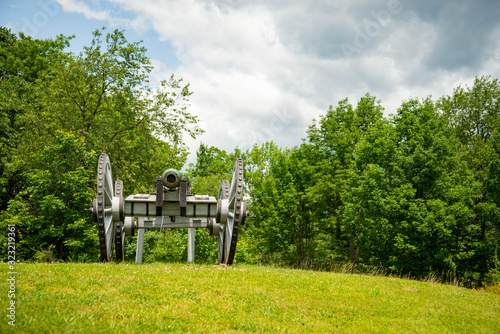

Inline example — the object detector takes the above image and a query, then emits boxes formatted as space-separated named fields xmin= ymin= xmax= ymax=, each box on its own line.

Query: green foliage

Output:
xmin=0 ymin=132 xmax=98 ymax=261
xmin=242 ymin=87 xmax=500 ymax=287
xmin=185 ymin=142 xmax=243 ymax=196
xmin=26 ymin=27 xmax=202 ymax=192
xmin=33 ymin=244 xmax=57 ymax=263
xmin=0 ymin=26 xmax=70 ymax=81
xmin=0 ymin=27 xmax=71 ymax=211
xmin=435 ymin=76 xmax=500 ymax=286
xmin=123 ymin=229 xmax=218 ymax=264
xmin=246 ymin=146 xmax=315 ymax=267
xmin=126 ymin=229 xmax=188 ymax=263
xmin=438 ymin=75 xmax=500 ymax=146
xmin=0 ymin=27 xmax=203 ymax=262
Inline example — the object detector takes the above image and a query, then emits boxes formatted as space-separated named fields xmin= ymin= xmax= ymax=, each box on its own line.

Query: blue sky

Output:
xmin=1 ymin=0 xmax=179 ymax=67
xmin=2 ymin=0 xmax=500 ymax=166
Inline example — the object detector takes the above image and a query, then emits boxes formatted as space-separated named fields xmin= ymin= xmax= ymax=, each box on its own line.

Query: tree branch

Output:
xmin=103 ymin=118 xmax=146 ymax=149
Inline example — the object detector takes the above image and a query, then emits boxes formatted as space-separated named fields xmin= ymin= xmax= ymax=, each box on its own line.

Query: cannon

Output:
xmin=90 ymin=153 xmax=248 ymax=265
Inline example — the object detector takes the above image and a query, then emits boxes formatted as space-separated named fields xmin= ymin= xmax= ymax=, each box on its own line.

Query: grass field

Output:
xmin=1 ymin=262 xmax=499 ymax=333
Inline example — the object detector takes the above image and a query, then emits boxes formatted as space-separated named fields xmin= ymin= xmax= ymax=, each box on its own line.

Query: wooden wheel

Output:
xmin=114 ymin=180 xmax=125 ymax=262
xmin=223 ymin=158 xmax=244 ymax=265
xmin=93 ymin=154 xmax=124 ymax=262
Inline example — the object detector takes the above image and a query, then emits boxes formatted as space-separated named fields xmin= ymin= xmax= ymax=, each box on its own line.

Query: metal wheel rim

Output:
xmin=224 ymin=158 xmax=244 ymax=265
xmin=97 ymin=153 xmax=114 ymax=262
xmin=114 ymin=180 xmax=125 ymax=262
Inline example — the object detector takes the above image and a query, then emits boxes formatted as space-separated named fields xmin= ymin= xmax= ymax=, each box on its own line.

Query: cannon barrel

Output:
xmin=161 ymin=168 xmax=182 ymax=188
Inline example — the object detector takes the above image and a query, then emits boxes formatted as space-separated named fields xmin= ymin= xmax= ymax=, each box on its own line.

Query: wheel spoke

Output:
xmin=217 ymin=180 xmax=230 ymax=264
xmin=229 ymin=191 xmax=236 ymax=208
xmin=224 ymin=218 xmax=233 ymax=259
xmin=105 ymin=214 xmax=113 ymax=234
xmin=103 ymin=187 xmax=113 ymax=205
xmin=228 ymin=167 xmax=238 ymax=203
xmin=105 ymin=215 xmax=113 ymax=261
xmin=217 ymin=225 xmax=225 ymax=264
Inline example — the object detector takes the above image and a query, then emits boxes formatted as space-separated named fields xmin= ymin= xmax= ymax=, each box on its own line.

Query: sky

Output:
xmin=2 ymin=0 xmax=500 ymax=167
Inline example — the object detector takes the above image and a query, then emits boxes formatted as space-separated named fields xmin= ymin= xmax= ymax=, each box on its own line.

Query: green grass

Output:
xmin=1 ymin=263 xmax=499 ymax=333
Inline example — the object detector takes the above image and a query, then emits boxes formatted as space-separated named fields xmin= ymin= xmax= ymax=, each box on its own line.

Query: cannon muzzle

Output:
xmin=161 ymin=168 xmax=182 ymax=188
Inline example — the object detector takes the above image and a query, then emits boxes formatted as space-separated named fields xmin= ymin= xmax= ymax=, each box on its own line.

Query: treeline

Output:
xmin=1 ymin=28 xmax=499 ymax=287
xmin=187 ymin=82 xmax=500 ymax=288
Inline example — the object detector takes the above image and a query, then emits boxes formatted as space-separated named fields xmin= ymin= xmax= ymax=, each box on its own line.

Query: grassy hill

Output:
xmin=1 ymin=263 xmax=499 ymax=333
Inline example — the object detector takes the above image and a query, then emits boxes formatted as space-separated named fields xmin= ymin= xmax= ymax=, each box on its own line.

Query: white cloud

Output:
xmin=55 ymin=0 xmax=109 ymax=20
xmin=110 ymin=0 xmax=320 ymax=154
xmin=63 ymin=0 xmax=500 ymax=165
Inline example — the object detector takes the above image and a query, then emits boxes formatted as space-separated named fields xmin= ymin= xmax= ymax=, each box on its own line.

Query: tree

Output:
xmin=0 ymin=27 xmax=70 ymax=211
xmin=185 ymin=143 xmax=239 ymax=197
xmin=2 ymin=133 xmax=96 ymax=261
xmin=246 ymin=95 xmax=386 ymax=269
xmin=437 ymin=76 xmax=500 ymax=285
xmin=305 ymin=93 xmax=385 ymax=267
xmin=245 ymin=145 xmax=315 ymax=266
xmin=438 ymin=76 xmax=500 ymax=147
xmin=339 ymin=117 xmax=401 ymax=270
xmin=0 ymin=27 xmax=203 ymax=261
xmin=26 ymin=27 xmax=203 ymax=191
xmin=352 ymin=97 xmax=482 ymax=284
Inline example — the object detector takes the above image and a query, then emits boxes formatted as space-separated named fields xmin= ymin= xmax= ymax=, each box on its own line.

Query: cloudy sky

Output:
xmin=2 ymin=0 xmax=500 ymax=166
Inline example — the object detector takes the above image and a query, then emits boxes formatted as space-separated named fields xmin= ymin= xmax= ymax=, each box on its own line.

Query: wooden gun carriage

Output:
xmin=91 ymin=153 xmax=248 ymax=265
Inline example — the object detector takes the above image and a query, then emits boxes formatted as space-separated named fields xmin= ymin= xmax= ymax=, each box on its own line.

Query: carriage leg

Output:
xmin=135 ymin=226 xmax=145 ymax=264
xmin=187 ymin=228 xmax=195 ymax=263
